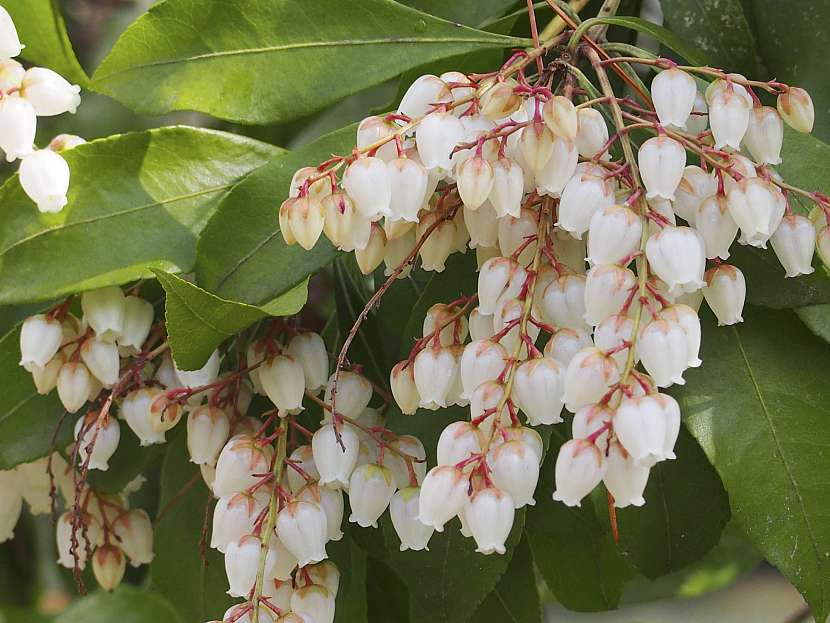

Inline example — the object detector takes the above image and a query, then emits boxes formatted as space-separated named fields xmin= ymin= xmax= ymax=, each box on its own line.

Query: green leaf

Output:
xmin=526 ymin=425 xmax=631 ymax=612
xmin=797 ymin=304 xmax=830 ymax=343
xmin=730 ymin=245 xmax=830 ymax=308
xmin=660 ymin=0 xmax=764 ymax=76
xmin=328 ymin=534 xmax=369 ymax=623
xmin=472 ymin=536 xmax=541 ymax=623
xmin=91 ymin=0 xmax=528 ymax=124
xmin=150 ymin=428 xmax=233 ymax=623
xmin=153 ymin=270 xmax=307 ymax=371
xmin=55 ymin=586 xmax=183 ymax=623
xmin=677 ymin=307 xmax=830 ymax=622
xmin=778 ymin=128 xmax=830 ymax=199
xmin=3 ymin=0 xmax=88 ymax=86
xmin=0 ymin=127 xmax=279 ymax=305
xmin=616 ymin=428 xmax=731 ymax=578
xmin=0 ymin=325 xmax=70 ymax=470
xmin=398 ymin=0 xmax=518 ymax=27
xmin=366 ymin=556 xmax=410 ymax=623
xmin=196 ymin=125 xmax=356 ymax=306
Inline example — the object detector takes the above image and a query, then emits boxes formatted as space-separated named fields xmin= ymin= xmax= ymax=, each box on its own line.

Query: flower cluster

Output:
xmin=0 ymin=7 xmax=84 ymax=213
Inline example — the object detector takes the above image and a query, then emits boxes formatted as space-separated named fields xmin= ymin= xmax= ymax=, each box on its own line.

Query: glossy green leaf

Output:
xmin=678 ymin=307 xmax=830 ymax=622
xmin=91 ymin=0 xmax=528 ymax=124
xmin=196 ymin=125 xmax=356 ymax=306
xmin=55 ymin=586 xmax=183 ymax=623
xmin=778 ymin=128 xmax=830 ymax=198
xmin=526 ymin=425 xmax=631 ymax=612
xmin=797 ymin=304 xmax=830 ymax=343
xmin=366 ymin=556 xmax=410 ymax=623
xmin=731 ymin=246 xmax=830 ymax=308
xmin=153 ymin=270 xmax=307 ymax=371
xmin=150 ymin=429 xmax=233 ymax=623
xmin=472 ymin=536 xmax=541 ymax=623
xmin=616 ymin=428 xmax=731 ymax=578
xmin=0 ymin=127 xmax=279 ymax=305
xmin=398 ymin=0 xmax=517 ymax=26
xmin=0 ymin=325 xmax=70 ymax=470
xmin=3 ymin=0 xmax=88 ymax=86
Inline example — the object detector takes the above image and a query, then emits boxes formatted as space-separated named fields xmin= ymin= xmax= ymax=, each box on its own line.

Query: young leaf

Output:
xmin=153 ymin=270 xmax=307 ymax=371
xmin=678 ymin=307 xmax=830 ymax=622
xmin=55 ymin=585 xmax=183 ymax=623
xmin=471 ymin=536 xmax=541 ymax=623
xmin=0 ymin=127 xmax=279 ymax=305
xmin=91 ymin=0 xmax=529 ymax=124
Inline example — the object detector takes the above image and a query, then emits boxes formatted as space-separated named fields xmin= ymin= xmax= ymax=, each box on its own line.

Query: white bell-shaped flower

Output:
xmin=572 ymin=403 xmax=613 ymax=447
xmin=540 ymin=274 xmax=589 ymax=331
xmin=583 ymin=264 xmax=636 ymax=327
xmin=777 ymin=87 xmax=814 ymax=134
xmin=31 ymin=353 xmax=64 ymax=395
xmin=312 ymin=423 xmax=360 ymax=490
xmin=416 ymin=110 xmax=464 ymax=172
xmin=0 ymin=59 xmax=23 ymax=95
xmin=463 ymin=201 xmax=499 ymax=249
xmin=0 ymin=7 xmax=22 ymax=58
xmin=74 ymin=415 xmax=120 ymax=471
xmin=322 ymin=192 xmax=372 ymax=252
xmin=397 ymin=74 xmax=452 ymax=119
xmin=489 ymin=440 xmax=539 ymax=508
xmin=575 ymin=107 xmax=609 ymax=159
xmin=285 ymin=445 xmax=318 ymax=490
xmin=479 ymin=77 xmax=521 ymax=120
xmin=390 ymin=487 xmax=434 ymax=551
xmin=488 ymin=157 xmax=524 ymax=218
xmin=477 ymin=256 xmax=526 ymax=315
xmin=497 ymin=207 xmax=538 ymax=264
xmin=81 ymin=286 xmax=127 ymax=343
xmin=386 ymin=156 xmax=428 ymax=222
xmin=416 ymin=212 xmax=456 ymax=272
xmin=258 ymin=354 xmax=305 ymax=413
xmin=469 ymin=381 xmax=508 ymax=439
xmin=519 ymin=120 xmax=554 ymax=174
xmin=645 ymin=226 xmax=706 ymax=296
xmin=343 ymin=156 xmax=391 ymax=221
xmin=210 ymin=492 xmax=266 ymax=553
xmin=552 ymin=439 xmax=605 ymax=507
xmin=222 ymin=604 xmax=277 ymax=623
xmin=638 ymin=136 xmax=686 ymax=201
xmin=348 ymin=463 xmax=396 ymax=528
xmin=19 ymin=313 xmax=63 ymax=370
xmin=468 ymin=307 xmax=495 ymax=341
xmin=465 ymin=487 xmax=514 ymax=555
xmin=657 ymin=304 xmax=702 ymax=368
xmin=118 ymin=295 xmax=154 ymax=355
xmin=726 ymin=177 xmax=785 ymax=248
xmin=709 ymin=89 xmax=750 ymax=150
xmin=587 ymin=204 xmax=642 ymax=266
xmin=457 ymin=155 xmax=494 ymax=210
xmin=562 ymin=347 xmax=620 ymax=413
xmin=287 ymin=332 xmax=328 ymax=395
xmin=418 ymin=465 xmax=469 ymax=531
xmin=593 ymin=315 xmax=634 ymax=369
xmin=459 ymin=339 xmax=507 ymax=401
xmin=0 ymin=94 xmax=35 ymax=161
xmin=212 ymin=435 xmax=273 ymax=497
xmin=615 ymin=393 xmax=680 ymax=465
xmin=696 ymin=194 xmax=738 ymax=259
xmin=384 ymin=227 xmax=416 ymax=278
xmin=390 ymin=361 xmax=419 ymax=415
xmin=604 ymin=440 xmax=650 ymax=508
xmin=413 ymin=345 xmax=457 ymax=410
xmin=770 ymin=214 xmax=816 ymax=277
xmin=422 ymin=303 xmax=468 ymax=346
xmin=722 ymin=154 xmax=757 ymax=194
xmin=686 ymin=91 xmax=709 ymax=135
xmin=543 ymin=328 xmax=592 ymax=367
xmin=543 ymin=95 xmax=578 ymax=141
xmin=288 ymin=167 xmax=331 ymax=201
xmin=385 ymin=435 xmax=426 ymax=489
xmin=638 ymin=319 xmax=690 ymax=387
xmin=57 ymin=362 xmax=92 ymax=413
xmin=652 ymin=68 xmax=697 ymax=128
xmin=674 ymin=166 xmax=717 ymax=225
xmin=437 ymin=421 xmax=483 ymax=467
xmin=492 ymin=298 xmax=540 ymax=356
xmin=513 ymin=357 xmax=565 ymax=425
xmin=306 ymin=560 xmax=340 ymax=596
xmin=297 ymin=482 xmax=344 ymax=543
xmin=0 ymin=471 xmax=22 ymax=543
xmin=56 ymin=512 xmax=100 ymax=569
xmin=356 ymin=116 xmax=398 ymax=162
xmin=112 ymin=509 xmax=154 ymax=566
xmin=225 ymin=534 xmax=275 ymax=597
xmin=19 ymin=149 xmax=70 ymax=213
xmin=323 ymin=370 xmax=372 ymax=419
xmin=79 ymin=336 xmax=120 ymax=388
xmin=291 ymin=584 xmax=336 ymax=623
xmin=121 ymin=387 xmax=165 ymax=446
xmin=535 ymin=137 xmax=578 ymax=198
xmin=354 ymin=223 xmax=387 ymax=275
xmin=276 ymin=500 xmax=328 ymax=567
xmin=703 ymin=264 xmax=746 ymax=325
xmin=285 ymin=196 xmax=324 ymax=251
xmin=187 ymin=405 xmax=230 ymax=466
xmin=557 ymin=170 xmax=615 ymax=239
xmin=21 ymin=67 xmax=81 ymax=116
xmin=744 ymin=106 xmax=783 ymax=165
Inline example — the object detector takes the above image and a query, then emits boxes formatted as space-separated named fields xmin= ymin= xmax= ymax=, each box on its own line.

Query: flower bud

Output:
xmin=57 ymin=362 xmax=92 ymax=413
xmin=586 ymin=205 xmax=641 ymax=266
xmin=390 ymin=361 xmax=419 ymax=415
xmin=74 ymin=415 xmax=120 ymax=471
xmin=703 ymin=264 xmax=746 ymax=325
xmin=777 ymin=87 xmax=814 ymax=133
xmin=558 ymin=170 xmax=615 ymax=239
xmin=120 ymin=387 xmax=165 ymax=446
xmin=348 ymin=463 xmax=396 ymax=528
xmin=19 ymin=149 xmax=71 ymax=213
xmin=210 ymin=492 xmax=265 ymax=552
xmin=291 ymin=584 xmax=336 ymax=623
xmin=21 ymin=67 xmax=81 ymax=116
xmin=387 ymin=156 xmax=428 ymax=222
xmin=489 ymin=440 xmax=539 ymax=508
xmin=709 ymin=89 xmax=750 ymax=150
xmin=771 ymin=214 xmax=816 ymax=277
xmin=543 ymin=327 xmax=592 ymax=367
xmin=285 ymin=196 xmax=324 ymax=250
xmin=457 ymin=154 xmax=494 ymax=210
xmin=322 ymin=191 xmax=371 ymax=251
xmin=552 ymin=439 xmax=605 ymax=507
xmin=398 ymin=74 xmax=452 ymax=119
xmin=213 ymin=435 xmax=273 ymax=497
xmin=413 ymin=345 xmax=458 ymax=410
xmin=651 ymin=68 xmax=697 ymax=128
xmin=0 ymin=94 xmax=35 ymax=161
xmin=638 ymin=136 xmax=686 ymax=201
xmin=645 ymin=226 xmax=706 ymax=296
xmin=695 ymin=194 xmax=738 ymax=260
xmin=519 ymin=120 xmax=554 ymax=173
xmin=81 ymin=286 xmax=127 ymax=343
xmin=187 ymin=405 xmax=230 ymax=466
xmin=418 ymin=465 xmax=469 ymax=531
xmin=541 ymin=274 xmax=588 ymax=331
xmin=477 ymin=256 xmax=526 ymax=315
xmin=286 ymin=445 xmax=319 ymax=492
xmin=80 ymin=336 xmax=120 ymax=388
xmin=312 ymin=423 xmax=360 ymax=490
xmin=575 ymin=108 xmax=609 ymax=159
xmin=437 ymin=421 xmax=483 ymax=467
xmin=112 ymin=509 xmax=153 ymax=566
xmin=726 ymin=177 xmax=785 ymax=248
xmin=92 ymin=545 xmax=126 ymax=592
xmin=323 ymin=370 xmax=372 ymax=419
xmin=562 ymin=347 xmax=620 ymax=413
xmin=513 ymin=357 xmax=565 ymax=425
xmin=583 ymin=265 xmax=636 ymax=327
xmin=488 ymin=157 xmax=524 ymax=218
xmin=225 ymin=534 xmax=272 ymax=597
xmin=416 ymin=110 xmax=464 ymax=172
xmin=275 ymin=500 xmax=328 ymax=567
xmin=416 ymin=211 xmax=456 ymax=272
xmin=285 ymin=332 xmax=328 ymax=395
xmin=479 ymin=77 xmax=521 ymax=120
xmin=744 ymin=106 xmax=783 ymax=165
xmin=0 ymin=7 xmax=22 ymax=58
xmin=390 ymin=487 xmax=434 ymax=551
xmin=638 ymin=318 xmax=690 ymax=387
xmin=118 ymin=295 xmax=154 ymax=355
xmin=343 ymin=156 xmax=391 ymax=220
xmin=466 ymin=487 xmax=514 ymax=555
xmin=657 ymin=304 xmax=702 ymax=369
xmin=604 ymin=441 xmax=650 ymax=508
xmin=543 ymin=96 xmax=578 ymax=141
xmin=459 ymin=339 xmax=507 ymax=402
xmin=673 ymin=166 xmax=717 ymax=226
xmin=259 ymin=354 xmax=305 ymax=413
xmin=19 ymin=313 xmax=63 ymax=370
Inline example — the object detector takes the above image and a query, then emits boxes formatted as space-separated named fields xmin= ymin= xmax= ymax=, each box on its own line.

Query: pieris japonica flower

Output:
xmin=0 ymin=7 xmax=23 ymax=58
xmin=479 ymin=77 xmax=521 ymax=120
xmin=275 ymin=500 xmax=328 ymax=567
xmin=477 ymin=256 xmax=526 ymax=315
xmin=323 ymin=370 xmax=372 ymax=419
xmin=658 ymin=304 xmax=702 ymax=368
xmin=223 ymin=604 xmax=276 ymax=623
xmin=418 ymin=466 xmax=469 ymax=531
xmin=259 ymin=354 xmax=306 ymax=413
xmin=572 ymin=403 xmax=613 ymax=445
xmin=297 ymin=482 xmax=344 ymax=542
xmin=322 ymin=191 xmax=371 ymax=252
xmin=283 ymin=196 xmax=325 ymax=251
xmin=306 ymin=560 xmax=340 ymax=596
xmin=552 ymin=439 xmax=605 ymax=507
xmin=289 ymin=167 xmax=331 ymax=201
xmin=457 ymin=155 xmax=494 ymax=209
xmin=80 ymin=336 xmax=120 ymax=388
xmin=574 ymin=107 xmax=609 ymax=159
xmin=615 ymin=394 xmax=681 ymax=466
xmin=0 ymin=58 xmax=23 ymax=93
xmin=225 ymin=534 xmax=274 ymax=597
xmin=687 ymin=91 xmax=709 ymax=135
xmin=463 ymin=201 xmax=498 ymax=249
xmin=356 ymin=117 xmax=398 ymax=163
xmin=674 ymin=166 xmax=717 ymax=225
xmin=604 ymin=441 xmax=650 ymax=508
xmin=286 ymin=332 xmax=328 ymax=395
xmin=187 ymin=405 xmax=230 ymax=465
xmin=19 ymin=314 xmax=63 ymax=370
xmin=519 ymin=119 xmax=554 ymax=174
xmin=57 ymin=362 xmax=93 ymax=413
xmin=771 ymin=214 xmax=816 ymax=277
xmin=583 ymin=265 xmax=636 ymax=326
xmin=31 ymin=353 xmax=63 ymax=394
xmin=112 ymin=509 xmax=154 ymax=566
xmin=92 ymin=545 xmax=126 ymax=592
xmin=0 ymin=471 xmax=22 ymax=543
xmin=543 ymin=327 xmax=592 ymax=367
xmin=343 ymin=156 xmax=390 ymax=220
xmin=384 ymin=435 xmax=425 ymax=489
xmin=541 ymin=274 xmax=588 ymax=331
xmin=593 ymin=315 xmax=634 ymax=368
xmin=56 ymin=512 xmax=100 ymax=569
xmin=213 ymin=435 xmax=272 ymax=497
xmin=353 ymin=222 xmax=386 ymax=274
xmin=562 ymin=347 xmax=620 ymax=413
xmin=292 ymin=585 xmax=336 ymax=623
xmin=744 ymin=106 xmax=783 ymax=165
xmin=586 ymin=204 xmax=642 ymax=266
xmin=390 ymin=487 xmax=433 ymax=551
xmin=709 ymin=89 xmax=750 ymax=150
xmin=211 ymin=493 xmax=266 ymax=553
xmin=645 ymin=226 xmax=706 ymax=296
xmin=489 ymin=157 xmax=524 ymax=218
xmin=19 ymin=149 xmax=70 ymax=213
xmin=652 ymin=68 xmax=697 ymax=128
xmin=416 ymin=110 xmax=464 ymax=172
xmin=312 ymin=423 xmax=359 ymax=490
xmin=15 ymin=458 xmax=52 ymax=515
xmin=557 ymin=169 xmax=614 ymax=238
xmin=413 ymin=345 xmax=457 ymax=409
xmin=81 ymin=286 xmax=126 ymax=343
xmin=387 ymin=156 xmax=428 ymax=221
xmin=703 ymin=264 xmax=746 ymax=325
xmin=348 ymin=464 xmax=396 ymax=528
xmin=397 ymin=74 xmax=452 ymax=119
xmin=74 ymin=415 xmax=120 ymax=471
xmin=489 ymin=440 xmax=539 ymax=508
xmin=543 ymin=96 xmax=578 ymax=141
xmin=465 ymin=487 xmax=514 ymax=555
xmin=696 ymin=194 xmax=738 ymax=259
xmin=390 ymin=361 xmax=419 ymax=415
xmin=817 ymin=226 xmax=830 ymax=269
xmin=726 ymin=177 xmax=785 ymax=248
xmin=777 ymin=87 xmax=814 ymax=134
xmin=20 ymin=67 xmax=81 ymax=116
xmin=121 ymin=388 xmax=166 ymax=446
xmin=119 ymin=295 xmax=154 ymax=355
xmin=0 ymin=94 xmax=35 ymax=161
xmin=499 ymin=426 xmax=543 ymax=463
xmin=416 ymin=212 xmax=455 ymax=271
xmin=513 ymin=357 xmax=565 ymax=425
xmin=497 ymin=207 xmax=537 ymax=263
xmin=638 ymin=318 xmax=691 ymax=387
xmin=535 ymin=137 xmax=578 ymax=198
xmin=638 ymin=136 xmax=686 ymax=201
xmin=436 ymin=421 xmax=483 ymax=467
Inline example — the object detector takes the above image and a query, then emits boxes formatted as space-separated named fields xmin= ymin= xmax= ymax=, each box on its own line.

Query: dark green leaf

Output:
xmin=472 ymin=535 xmax=541 ymax=623
xmin=328 ymin=534 xmax=369 ymax=623
xmin=3 ymin=0 xmax=88 ymax=86
xmin=366 ymin=556 xmax=410 ymax=623
xmin=731 ymin=245 xmax=830 ymax=308
xmin=153 ymin=270 xmax=307 ymax=371
xmin=0 ymin=127 xmax=279 ymax=305
xmin=778 ymin=128 xmax=830 ymax=198
xmin=0 ymin=325 xmax=70 ymax=470
xmin=55 ymin=586 xmax=183 ymax=623
xmin=526 ymin=425 xmax=631 ymax=612
xmin=616 ymin=428 xmax=731 ymax=578
xmin=796 ymin=304 xmax=830 ymax=343
xmin=150 ymin=429 xmax=233 ymax=623
xmin=398 ymin=0 xmax=517 ymax=26
xmin=91 ymin=0 xmax=528 ymax=124
xmin=678 ymin=307 xmax=830 ymax=622
xmin=196 ymin=125 xmax=356 ymax=306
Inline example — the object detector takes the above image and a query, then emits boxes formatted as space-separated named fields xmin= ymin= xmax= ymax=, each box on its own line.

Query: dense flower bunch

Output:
xmin=0 ymin=7 xmax=83 ymax=213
